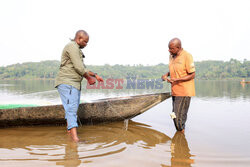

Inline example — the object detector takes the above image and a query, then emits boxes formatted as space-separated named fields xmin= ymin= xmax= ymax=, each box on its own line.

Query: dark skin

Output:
xmin=74 ymin=30 xmax=89 ymax=49
xmin=68 ymin=30 xmax=103 ymax=142
xmin=162 ymin=38 xmax=195 ymax=84
xmin=162 ymin=38 xmax=195 ymax=133
xmin=75 ymin=31 xmax=103 ymax=82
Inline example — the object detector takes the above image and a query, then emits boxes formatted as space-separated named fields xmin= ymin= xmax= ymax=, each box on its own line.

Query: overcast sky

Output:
xmin=0 ymin=0 xmax=249 ymax=66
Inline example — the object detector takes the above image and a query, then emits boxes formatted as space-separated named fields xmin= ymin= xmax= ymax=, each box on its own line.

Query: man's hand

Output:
xmin=83 ymin=72 xmax=96 ymax=85
xmin=86 ymin=76 xmax=96 ymax=85
xmin=95 ymin=74 xmax=104 ymax=82
xmin=87 ymin=71 xmax=104 ymax=82
xmin=162 ymin=74 xmax=173 ymax=83
xmin=161 ymin=74 xmax=167 ymax=81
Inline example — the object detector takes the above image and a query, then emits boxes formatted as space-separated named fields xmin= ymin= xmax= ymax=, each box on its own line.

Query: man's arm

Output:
xmin=170 ymin=72 xmax=195 ymax=83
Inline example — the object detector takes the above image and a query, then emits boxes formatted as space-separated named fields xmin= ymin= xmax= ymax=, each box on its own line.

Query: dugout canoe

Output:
xmin=0 ymin=92 xmax=171 ymax=127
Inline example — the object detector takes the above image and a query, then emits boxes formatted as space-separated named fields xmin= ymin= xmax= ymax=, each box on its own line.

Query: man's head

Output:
xmin=74 ymin=30 xmax=89 ymax=49
xmin=168 ymin=38 xmax=182 ymax=56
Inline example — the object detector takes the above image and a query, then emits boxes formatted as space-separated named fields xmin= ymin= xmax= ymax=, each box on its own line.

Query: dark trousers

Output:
xmin=172 ymin=96 xmax=191 ymax=131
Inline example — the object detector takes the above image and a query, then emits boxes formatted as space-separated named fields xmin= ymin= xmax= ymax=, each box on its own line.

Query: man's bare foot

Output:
xmin=69 ymin=127 xmax=79 ymax=142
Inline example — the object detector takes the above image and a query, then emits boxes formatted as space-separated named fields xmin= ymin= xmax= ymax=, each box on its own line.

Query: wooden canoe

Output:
xmin=0 ymin=92 xmax=171 ymax=127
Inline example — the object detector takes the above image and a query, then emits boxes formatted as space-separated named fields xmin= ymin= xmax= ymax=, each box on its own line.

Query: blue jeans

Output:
xmin=57 ymin=84 xmax=80 ymax=130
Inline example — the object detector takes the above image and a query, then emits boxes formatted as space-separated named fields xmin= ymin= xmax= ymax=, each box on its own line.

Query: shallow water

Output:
xmin=0 ymin=80 xmax=250 ymax=167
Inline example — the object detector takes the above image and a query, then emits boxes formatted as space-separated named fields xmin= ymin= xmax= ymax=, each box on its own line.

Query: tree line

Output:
xmin=0 ymin=59 xmax=249 ymax=80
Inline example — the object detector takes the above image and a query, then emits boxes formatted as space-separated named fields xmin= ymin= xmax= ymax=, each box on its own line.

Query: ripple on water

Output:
xmin=0 ymin=120 xmax=173 ymax=166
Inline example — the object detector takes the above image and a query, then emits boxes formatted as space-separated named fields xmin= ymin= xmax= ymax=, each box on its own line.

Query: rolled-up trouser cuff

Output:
xmin=67 ymin=125 xmax=78 ymax=131
xmin=57 ymin=84 xmax=81 ymax=130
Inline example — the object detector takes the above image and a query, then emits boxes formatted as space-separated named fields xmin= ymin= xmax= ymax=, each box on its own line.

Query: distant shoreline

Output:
xmin=0 ymin=59 xmax=249 ymax=80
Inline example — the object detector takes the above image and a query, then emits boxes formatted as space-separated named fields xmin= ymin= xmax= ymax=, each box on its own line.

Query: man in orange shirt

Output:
xmin=162 ymin=38 xmax=195 ymax=133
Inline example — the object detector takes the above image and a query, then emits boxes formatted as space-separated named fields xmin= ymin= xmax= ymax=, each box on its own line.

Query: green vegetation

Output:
xmin=0 ymin=59 xmax=249 ymax=80
xmin=0 ymin=60 xmax=59 ymax=79
xmin=195 ymin=59 xmax=249 ymax=79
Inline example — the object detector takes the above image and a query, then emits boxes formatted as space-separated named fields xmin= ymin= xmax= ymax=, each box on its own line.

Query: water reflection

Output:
xmin=0 ymin=80 xmax=249 ymax=166
xmin=241 ymin=82 xmax=246 ymax=89
xmin=57 ymin=142 xmax=81 ymax=167
xmin=0 ymin=80 xmax=55 ymax=94
xmin=195 ymin=80 xmax=250 ymax=99
xmin=170 ymin=132 xmax=194 ymax=167
xmin=0 ymin=80 xmax=249 ymax=101
xmin=0 ymin=120 xmax=172 ymax=166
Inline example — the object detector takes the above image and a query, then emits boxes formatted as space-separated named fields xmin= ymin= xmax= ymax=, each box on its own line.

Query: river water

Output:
xmin=0 ymin=80 xmax=249 ymax=167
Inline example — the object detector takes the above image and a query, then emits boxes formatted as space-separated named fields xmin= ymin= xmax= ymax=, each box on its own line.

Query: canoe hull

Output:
xmin=78 ymin=92 xmax=171 ymax=123
xmin=0 ymin=92 xmax=171 ymax=127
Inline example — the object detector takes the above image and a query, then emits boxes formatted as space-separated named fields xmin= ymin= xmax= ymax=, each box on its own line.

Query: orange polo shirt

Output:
xmin=169 ymin=49 xmax=195 ymax=96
